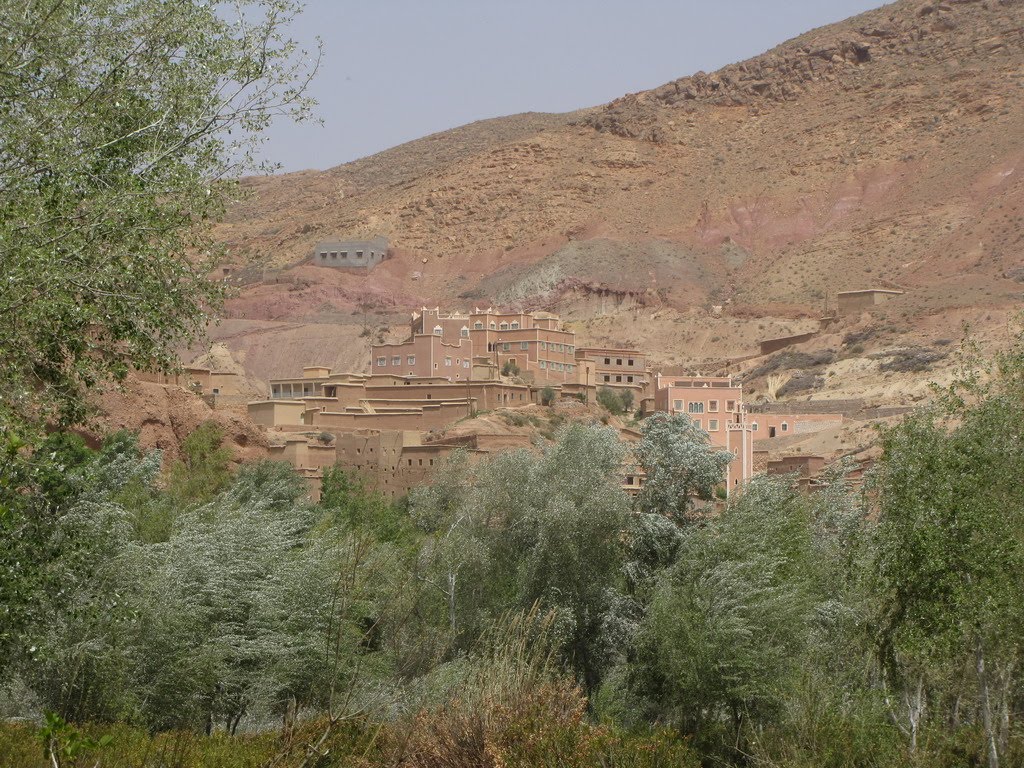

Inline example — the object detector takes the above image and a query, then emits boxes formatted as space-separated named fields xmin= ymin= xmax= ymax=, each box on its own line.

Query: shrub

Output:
xmin=877 ymin=347 xmax=947 ymax=373
xmin=747 ymin=350 xmax=835 ymax=379
xmin=501 ymin=360 xmax=521 ymax=377
xmin=777 ymin=373 xmax=824 ymax=397
xmin=597 ymin=387 xmax=624 ymax=415
xmin=619 ymin=389 xmax=635 ymax=412
xmin=540 ymin=386 xmax=556 ymax=406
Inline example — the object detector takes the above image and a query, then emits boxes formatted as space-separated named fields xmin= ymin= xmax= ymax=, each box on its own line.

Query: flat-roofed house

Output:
xmin=837 ymin=288 xmax=904 ymax=315
xmin=312 ymin=236 xmax=389 ymax=270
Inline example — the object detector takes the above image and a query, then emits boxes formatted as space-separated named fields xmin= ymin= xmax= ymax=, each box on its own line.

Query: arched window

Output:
xmin=489 ymin=322 xmax=496 ymax=330
xmin=751 ymin=422 xmax=759 ymax=432
xmin=433 ymin=325 xmax=442 ymax=336
xmin=688 ymin=402 xmax=705 ymax=415
xmin=460 ymin=326 xmax=469 ymax=338
xmin=474 ymin=321 xmax=483 ymax=330
xmin=499 ymin=322 xmax=509 ymax=330
xmin=510 ymin=321 xmax=520 ymax=330
xmin=781 ymin=422 xmax=789 ymax=432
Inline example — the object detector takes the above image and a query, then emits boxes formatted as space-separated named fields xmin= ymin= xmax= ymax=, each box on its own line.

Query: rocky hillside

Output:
xmin=211 ymin=0 xmax=1024 ymax=400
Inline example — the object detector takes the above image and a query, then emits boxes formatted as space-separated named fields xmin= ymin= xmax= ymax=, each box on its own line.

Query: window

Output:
xmin=356 ymin=250 xmax=364 ymax=258
xmin=688 ymin=402 xmax=705 ymax=415
xmin=751 ymin=422 xmax=759 ymax=432
xmin=407 ymin=355 xmax=416 ymax=365
xmin=673 ymin=399 xmax=683 ymax=411
xmin=490 ymin=322 xmax=496 ymax=329
xmin=391 ymin=356 xmax=400 ymax=366
xmin=541 ymin=341 xmax=547 ymax=350
xmin=330 ymin=251 xmax=338 ymax=259
xmin=781 ymin=422 xmax=789 ymax=432
xmin=616 ymin=375 xmax=622 ymax=382
xmin=444 ymin=357 xmax=452 ymax=367
xmin=627 ymin=376 xmax=634 ymax=383
xmin=433 ymin=325 xmax=442 ymax=336
xmin=708 ymin=419 xmax=720 ymax=431
xmin=474 ymin=321 xmax=483 ymax=330
xmin=727 ymin=400 xmax=737 ymax=412
xmin=464 ymin=360 xmax=470 ymax=369
xmin=709 ymin=400 xmax=719 ymax=412
xmin=628 ymin=358 xmax=634 ymax=366
xmin=520 ymin=341 xmax=528 ymax=350
xmin=212 ymin=388 xmax=220 ymax=395
xmin=376 ymin=357 xmax=386 ymax=367
xmin=502 ymin=343 xmax=510 ymax=352
xmin=461 ymin=327 xmax=470 ymax=338
xmin=604 ymin=375 xmax=611 ymax=382
xmin=540 ymin=361 xmax=547 ymax=369
xmin=320 ymin=252 xmax=327 ymax=259
xmin=455 ymin=358 xmax=461 ymax=365
xmin=604 ymin=357 xmax=611 ymax=365
xmin=340 ymin=251 xmax=347 ymax=258
xmin=617 ymin=358 xmax=623 ymax=365
xmin=499 ymin=322 xmax=509 ymax=330
xmin=510 ymin=322 xmax=519 ymax=330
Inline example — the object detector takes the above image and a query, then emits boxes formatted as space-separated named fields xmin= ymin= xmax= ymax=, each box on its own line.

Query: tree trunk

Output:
xmin=447 ymin=571 xmax=457 ymax=635
xmin=976 ymin=637 xmax=1000 ymax=768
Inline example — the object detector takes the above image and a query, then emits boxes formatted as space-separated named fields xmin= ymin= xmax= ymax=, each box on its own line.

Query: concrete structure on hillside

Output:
xmin=837 ymin=288 xmax=904 ymax=315
xmin=576 ymin=347 xmax=650 ymax=388
xmin=759 ymin=331 xmax=818 ymax=356
xmin=312 ymin=237 xmax=389 ymax=270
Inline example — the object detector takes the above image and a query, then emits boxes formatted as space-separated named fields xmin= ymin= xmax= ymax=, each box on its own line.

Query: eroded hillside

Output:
xmin=212 ymin=0 xmax=1024 ymax=397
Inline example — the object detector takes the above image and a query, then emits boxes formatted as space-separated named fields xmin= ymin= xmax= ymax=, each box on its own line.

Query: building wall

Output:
xmin=746 ymin=413 xmax=843 ymax=441
xmin=312 ymin=237 xmax=388 ymax=269
xmin=759 ymin=332 xmax=818 ymax=356
xmin=371 ymin=335 xmax=474 ymax=380
xmin=837 ymin=290 xmax=903 ymax=315
xmin=768 ymin=455 xmax=826 ymax=479
xmin=577 ymin=348 xmax=649 ymax=387
xmin=309 ymin=400 xmax=473 ymax=432
xmin=248 ymin=400 xmax=307 ymax=428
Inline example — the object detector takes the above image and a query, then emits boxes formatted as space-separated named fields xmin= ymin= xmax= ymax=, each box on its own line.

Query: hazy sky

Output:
xmin=263 ymin=0 xmax=889 ymax=173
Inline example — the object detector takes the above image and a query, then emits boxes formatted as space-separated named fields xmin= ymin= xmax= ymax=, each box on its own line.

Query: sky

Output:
xmin=262 ymin=0 xmax=889 ymax=173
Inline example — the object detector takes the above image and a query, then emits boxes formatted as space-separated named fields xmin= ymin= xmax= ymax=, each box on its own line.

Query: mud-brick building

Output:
xmin=373 ymin=307 xmax=579 ymax=384
xmin=312 ymin=236 xmax=389 ymax=270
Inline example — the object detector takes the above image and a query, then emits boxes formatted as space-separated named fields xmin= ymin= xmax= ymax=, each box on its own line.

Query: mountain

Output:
xmin=211 ymin=0 xmax=1024 ymax=403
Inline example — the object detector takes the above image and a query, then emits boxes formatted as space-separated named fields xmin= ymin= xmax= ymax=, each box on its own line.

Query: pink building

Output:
xmin=375 ymin=307 xmax=579 ymax=384
xmin=653 ymin=374 xmax=753 ymax=495
xmin=371 ymin=334 xmax=475 ymax=380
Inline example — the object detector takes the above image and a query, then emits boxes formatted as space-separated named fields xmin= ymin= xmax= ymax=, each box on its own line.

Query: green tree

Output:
xmin=875 ymin=383 xmax=1024 ymax=766
xmin=540 ymin=386 xmax=557 ymax=406
xmin=0 ymin=0 xmax=317 ymax=434
xmin=596 ymin=386 xmax=624 ymax=415
xmin=167 ymin=421 xmax=233 ymax=506
xmin=634 ymin=411 xmax=732 ymax=520
xmin=611 ymin=476 xmax=815 ymax=757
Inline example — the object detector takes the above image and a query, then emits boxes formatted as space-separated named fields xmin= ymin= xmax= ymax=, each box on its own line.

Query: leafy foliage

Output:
xmin=0 ymin=0 xmax=317 ymax=433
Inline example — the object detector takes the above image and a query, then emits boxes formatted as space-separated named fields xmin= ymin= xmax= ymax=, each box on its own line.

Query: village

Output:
xmin=143 ymin=238 xmax=916 ymax=502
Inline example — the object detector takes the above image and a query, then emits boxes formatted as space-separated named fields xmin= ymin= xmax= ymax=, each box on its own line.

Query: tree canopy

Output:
xmin=0 ymin=0 xmax=317 ymax=433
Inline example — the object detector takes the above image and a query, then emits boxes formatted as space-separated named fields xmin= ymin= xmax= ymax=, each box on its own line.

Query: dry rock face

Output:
xmin=212 ymin=0 xmax=1024 ymax=396
xmin=87 ymin=377 xmax=269 ymax=467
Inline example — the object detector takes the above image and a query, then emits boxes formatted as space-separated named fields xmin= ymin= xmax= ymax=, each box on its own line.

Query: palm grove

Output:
xmin=3 ymin=2 xmax=1024 ymax=767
